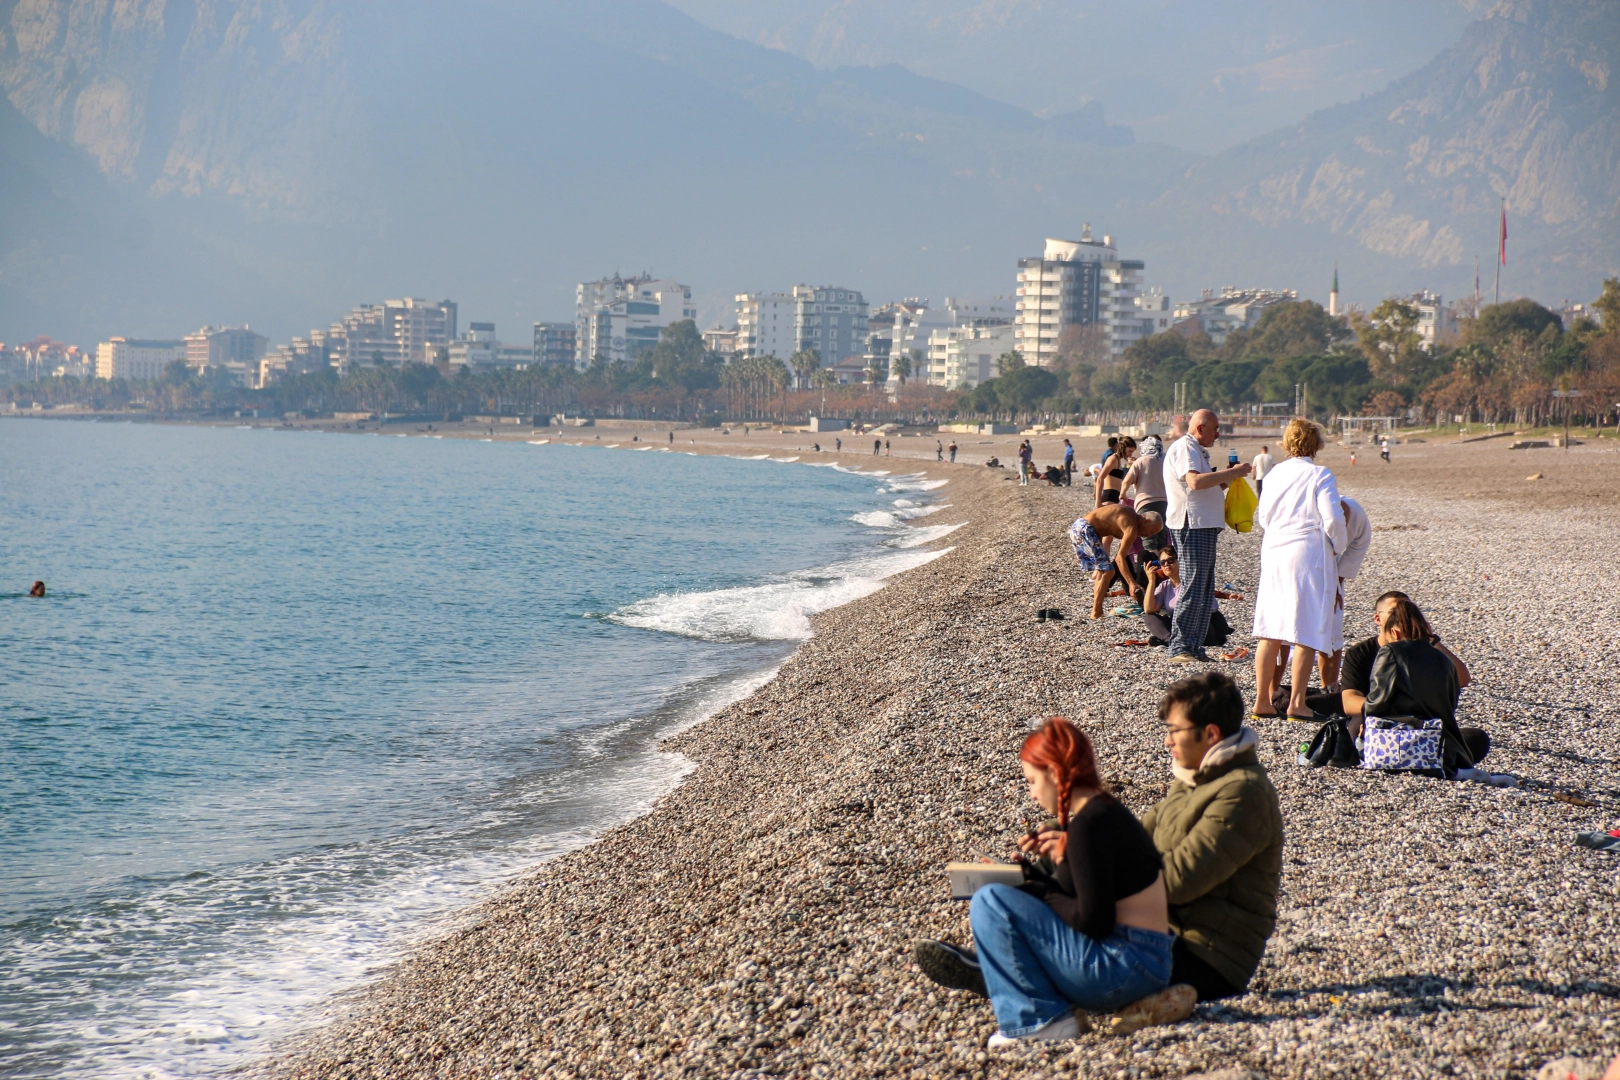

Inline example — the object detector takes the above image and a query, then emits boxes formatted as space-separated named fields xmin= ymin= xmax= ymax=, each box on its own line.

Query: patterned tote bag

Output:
xmin=1359 ymin=717 xmax=1444 ymax=772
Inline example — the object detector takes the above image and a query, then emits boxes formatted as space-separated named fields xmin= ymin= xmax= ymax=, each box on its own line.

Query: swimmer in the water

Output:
xmin=29 ymin=581 xmax=46 ymax=597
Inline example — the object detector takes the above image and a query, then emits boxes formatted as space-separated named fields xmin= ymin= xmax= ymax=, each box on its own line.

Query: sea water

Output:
xmin=0 ymin=422 xmax=953 ymax=1078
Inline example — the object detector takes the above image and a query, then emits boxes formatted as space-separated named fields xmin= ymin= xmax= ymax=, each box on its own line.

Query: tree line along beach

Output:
xmin=239 ymin=426 xmax=1620 ymax=1080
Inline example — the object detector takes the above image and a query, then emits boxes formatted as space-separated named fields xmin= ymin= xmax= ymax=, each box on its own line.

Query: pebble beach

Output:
xmin=264 ymin=431 xmax=1620 ymax=1080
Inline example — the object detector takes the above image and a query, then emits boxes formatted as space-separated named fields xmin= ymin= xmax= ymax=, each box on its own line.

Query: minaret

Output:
xmin=1329 ymin=264 xmax=1340 ymax=317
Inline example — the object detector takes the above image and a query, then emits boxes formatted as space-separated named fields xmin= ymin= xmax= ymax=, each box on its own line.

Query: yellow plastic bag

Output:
xmin=1224 ymin=476 xmax=1257 ymax=533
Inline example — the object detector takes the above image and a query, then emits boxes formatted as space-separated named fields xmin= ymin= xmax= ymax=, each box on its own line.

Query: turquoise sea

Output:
xmin=0 ymin=421 xmax=955 ymax=1078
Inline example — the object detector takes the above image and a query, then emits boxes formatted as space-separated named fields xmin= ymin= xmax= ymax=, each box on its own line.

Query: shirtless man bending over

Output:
xmin=1069 ymin=505 xmax=1164 ymax=619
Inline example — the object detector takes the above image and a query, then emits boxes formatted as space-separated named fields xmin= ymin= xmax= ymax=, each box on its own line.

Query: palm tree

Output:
xmin=790 ymin=348 xmax=822 ymax=391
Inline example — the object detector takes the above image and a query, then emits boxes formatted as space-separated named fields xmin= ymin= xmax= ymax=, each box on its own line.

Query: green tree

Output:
xmin=995 ymin=349 xmax=1025 ymax=375
xmin=891 ymin=351 xmax=912 ymax=386
xmin=1356 ymin=301 xmax=1424 ymax=381
xmin=996 ymin=365 xmax=1059 ymax=415
xmin=399 ymin=361 xmax=441 ymax=406
xmin=1469 ymin=299 xmax=1563 ymax=349
xmin=1594 ymin=277 xmax=1620 ymax=331
xmin=1232 ymin=300 xmax=1345 ymax=361
xmin=789 ymin=347 xmax=823 ymax=390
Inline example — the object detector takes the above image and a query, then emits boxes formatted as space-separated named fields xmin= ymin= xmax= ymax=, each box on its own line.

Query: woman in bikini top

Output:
xmin=1095 ymin=437 xmax=1137 ymax=505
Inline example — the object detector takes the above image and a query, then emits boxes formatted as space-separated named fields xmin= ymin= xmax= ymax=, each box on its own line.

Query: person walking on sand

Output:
xmin=1018 ymin=440 xmax=1034 ymax=485
xmin=1250 ymin=419 xmax=1346 ymax=720
xmin=874 ymin=438 xmax=882 ymax=455
xmin=1063 ymin=439 xmax=1076 ymax=486
xmin=1164 ymin=410 xmax=1251 ymax=665
xmin=835 ymin=437 xmax=841 ymax=452
xmin=885 ymin=439 xmax=892 ymax=457
xmin=1380 ymin=436 xmax=1391 ymax=464
xmin=1250 ymin=445 xmax=1274 ymax=498
xmin=949 ymin=440 xmax=958 ymax=463
xmin=937 ymin=440 xmax=944 ymax=461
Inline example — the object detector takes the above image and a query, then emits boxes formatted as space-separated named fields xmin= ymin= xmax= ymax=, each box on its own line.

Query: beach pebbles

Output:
xmin=266 ymin=440 xmax=1620 ymax=1080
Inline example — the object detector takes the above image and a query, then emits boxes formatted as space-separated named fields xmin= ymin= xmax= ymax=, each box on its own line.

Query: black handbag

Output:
xmin=1304 ymin=716 xmax=1361 ymax=768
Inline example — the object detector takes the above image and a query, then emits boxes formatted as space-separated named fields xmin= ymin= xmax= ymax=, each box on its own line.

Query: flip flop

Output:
xmin=1285 ymin=712 xmax=1321 ymax=723
xmin=1250 ymin=710 xmax=1280 ymax=720
xmin=1219 ymin=647 xmax=1250 ymax=662
xmin=1111 ymin=639 xmax=1155 ymax=647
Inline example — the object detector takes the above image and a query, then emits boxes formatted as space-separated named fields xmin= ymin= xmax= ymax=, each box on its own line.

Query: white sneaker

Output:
xmin=986 ymin=1010 xmax=1084 ymax=1047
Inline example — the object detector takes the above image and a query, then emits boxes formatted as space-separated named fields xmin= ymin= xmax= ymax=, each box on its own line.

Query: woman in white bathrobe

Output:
xmin=1252 ymin=419 xmax=1347 ymax=719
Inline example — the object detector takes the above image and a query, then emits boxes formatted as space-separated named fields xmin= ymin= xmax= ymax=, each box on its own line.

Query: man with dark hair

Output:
xmin=1141 ymin=672 xmax=1283 ymax=1001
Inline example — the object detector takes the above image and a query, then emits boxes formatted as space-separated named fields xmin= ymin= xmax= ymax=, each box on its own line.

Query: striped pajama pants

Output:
xmin=1167 ymin=526 xmax=1222 ymax=660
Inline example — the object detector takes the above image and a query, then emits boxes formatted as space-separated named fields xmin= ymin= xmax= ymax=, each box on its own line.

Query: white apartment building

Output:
xmin=183 ymin=326 xmax=268 ymax=372
xmin=735 ymin=293 xmax=797 ymax=359
xmin=95 ymin=338 xmax=186 ymax=381
xmin=575 ymin=275 xmax=695 ymax=368
xmin=917 ymin=299 xmax=1016 ymax=387
xmin=1173 ymin=288 xmax=1299 ymax=345
xmin=938 ymin=323 xmax=1017 ymax=390
xmin=1014 ymin=229 xmax=1145 ymax=363
xmin=448 ymin=323 xmax=533 ymax=372
xmin=735 ymin=285 xmax=868 ymax=365
xmin=1409 ymin=291 xmax=1448 ymax=345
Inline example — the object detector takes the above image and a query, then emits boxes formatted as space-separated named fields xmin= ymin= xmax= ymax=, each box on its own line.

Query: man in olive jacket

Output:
xmin=1141 ymin=672 xmax=1284 ymax=1000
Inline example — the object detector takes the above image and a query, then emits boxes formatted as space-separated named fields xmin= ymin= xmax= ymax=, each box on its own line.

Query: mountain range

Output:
xmin=0 ymin=0 xmax=1614 ymax=348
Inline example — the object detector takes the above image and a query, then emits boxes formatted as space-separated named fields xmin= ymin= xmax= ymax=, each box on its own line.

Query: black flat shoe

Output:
xmin=914 ymin=940 xmax=988 ymax=997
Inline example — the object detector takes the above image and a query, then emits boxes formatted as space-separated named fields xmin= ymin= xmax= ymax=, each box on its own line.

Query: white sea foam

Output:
xmin=770 ymin=457 xmax=799 ymax=463
xmin=528 ymin=439 xmax=550 ymax=445
xmin=851 ymin=510 xmax=903 ymax=528
xmin=884 ymin=522 xmax=965 ymax=548
xmin=610 ymin=548 xmax=951 ymax=643
xmin=885 ymin=476 xmax=950 ymax=492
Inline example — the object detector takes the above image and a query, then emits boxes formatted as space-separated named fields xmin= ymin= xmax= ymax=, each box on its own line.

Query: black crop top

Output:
xmin=1025 ymin=794 xmax=1163 ymax=940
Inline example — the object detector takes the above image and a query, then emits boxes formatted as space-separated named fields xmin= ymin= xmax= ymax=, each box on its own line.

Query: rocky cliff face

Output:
xmin=1155 ymin=0 xmax=1619 ymax=291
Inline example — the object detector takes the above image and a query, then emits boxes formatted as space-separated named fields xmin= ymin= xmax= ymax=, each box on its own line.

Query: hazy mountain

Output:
xmin=1142 ymin=0 xmax=1620 ymax=309
xmin=0 ymin=0 xmax=1184 ymax=345
xmin=661 ymin=0 xmax=1480 ymax=153
xmin=0 ymin=0 xmax=1613 ymax=349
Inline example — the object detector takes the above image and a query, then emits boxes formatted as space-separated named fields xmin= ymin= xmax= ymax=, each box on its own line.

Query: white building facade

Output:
xmin=735 ymin=293 xmax=797 ymax=360
xmin=1173 ymin=288 xmax=1298 ymax=345
xmin=1014 ymin=231 xmax=1146 ymax=363
xmin=575 ymin=275 xmax=695 ymax=369
xmin=95 ymin=338 xmax=186 ymax=381
xmin=792 ymin=285 xmax=868 ymax=366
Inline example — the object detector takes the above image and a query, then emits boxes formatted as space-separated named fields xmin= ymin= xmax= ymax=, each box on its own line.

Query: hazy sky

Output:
xmin=663 ymin=0 xmax=1479 ymax=152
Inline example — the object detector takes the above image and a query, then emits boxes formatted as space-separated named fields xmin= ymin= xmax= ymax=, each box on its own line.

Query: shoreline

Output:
xmin=262 ymin=437 xmax=1620 ymax=1080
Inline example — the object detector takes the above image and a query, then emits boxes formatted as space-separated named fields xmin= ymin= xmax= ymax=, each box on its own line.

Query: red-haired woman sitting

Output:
xmin=916 ymin=718 xmax=1192 ymax=1045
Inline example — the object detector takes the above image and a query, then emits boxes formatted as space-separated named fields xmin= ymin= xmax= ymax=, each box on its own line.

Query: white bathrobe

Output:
xmin=1252 ymin=456 xmax=1347 ymax=654
xmin=1330 ymin=496 xmax=1372 ymax=652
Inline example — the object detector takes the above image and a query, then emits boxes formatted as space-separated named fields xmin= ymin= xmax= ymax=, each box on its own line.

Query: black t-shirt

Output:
xmin=1036 ymin=794 xmax=1163 ymax=941
xmin=1340 ymin=636 xmax=1380 ymax=694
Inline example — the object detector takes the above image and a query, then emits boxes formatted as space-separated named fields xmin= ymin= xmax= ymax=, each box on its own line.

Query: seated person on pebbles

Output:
xmin=1345 ymin=595 xmax=1488 ymax=775
xmin=1069 ymin=505 xmax=1163 ymax=619
xmin=913 ymin=718 xmax=1198 ymax=1045
xmin=1144 ymin=672 xmax=1284 ymax=1002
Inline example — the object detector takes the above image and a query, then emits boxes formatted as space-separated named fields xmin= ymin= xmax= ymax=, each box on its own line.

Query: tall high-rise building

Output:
xmin=575 ymin=275 xmax=694 ymax=368
xmin=95 ymin=338 xmax=186 ymax=381
xmin=1014 ymin=229 xmax=1145 ymax=363
xmin=533 ymin=322 xmax=577 ymax=366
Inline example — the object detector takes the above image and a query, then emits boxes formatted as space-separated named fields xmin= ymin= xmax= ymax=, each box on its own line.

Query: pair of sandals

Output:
xmin=1252 ymin=707 xmax=1320 ymax=723
xmin=914 ymin=940 xmax=1198 ymax=1041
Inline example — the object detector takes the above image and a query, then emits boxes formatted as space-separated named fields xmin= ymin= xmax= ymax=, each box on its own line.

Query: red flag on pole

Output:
xmin=1499 ymin=202 xmax=1507 ymax=265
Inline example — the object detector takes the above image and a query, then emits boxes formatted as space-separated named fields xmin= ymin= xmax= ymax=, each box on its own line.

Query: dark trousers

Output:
xmin=1167 ymin=526 xmax=1221 ymax=659
xmin=1171 ymin=937 xmax=1240 ymax=1002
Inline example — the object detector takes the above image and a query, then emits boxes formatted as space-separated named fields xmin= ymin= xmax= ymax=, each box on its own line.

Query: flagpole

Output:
xmin=1494 ymin=198 xmax=1505 ymax=305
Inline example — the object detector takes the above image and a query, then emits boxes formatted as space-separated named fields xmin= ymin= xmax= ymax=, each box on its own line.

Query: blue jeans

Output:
xmin=969 ymin=884 xmax=1173 ymax=1036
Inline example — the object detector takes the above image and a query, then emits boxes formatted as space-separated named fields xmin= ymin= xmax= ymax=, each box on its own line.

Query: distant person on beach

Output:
xmin=1063 ymin=439 xmax=1075 ymax=485
xmin=1095 ymin=437 xmax=1136 ymax=505
xmin=1251 ymin=420 xmax=1345 ymax=720
xmin=1251 ymin=446 xmax=1274 ymax=497
xmin=29 ymin=581 xmax=46 ymax=597
xmin=885 ymin=439 xmax=891 ymax=456
xmin=937 ymin=440 xmax=944 ymax=461
xmin=1069 ymin=505 xmax=1162 ymax=618
xmin=1018 ymin=441 xmax=1033 ymax=485
xmin=1164 ymin=411 xmax=1251 ymax=665
xmin=949 ymin=440 xmax=958 ymax=463
xmin=835 ymin=437 xmax=842 ymax=452
xmin=669 ymin=431 xmax=674 ymax=444
xmin=1380 ymin=437 xmax=1391 ymax=464
xmin=813 ymin=443 xmax=821 ymax=453
xmin=914 ymin=718 xmax=1193 ymax=1045
xmin=1123 ymin=436 xmax=1167 ymax=521
xmin=874 ymin=438 xmax=881 ymax=455
xmin=1142 ymin=672 xmax=1283 ymax=1002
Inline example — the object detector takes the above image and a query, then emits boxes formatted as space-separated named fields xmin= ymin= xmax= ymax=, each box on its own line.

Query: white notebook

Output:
xmin=945 ymin=861 xmax=1025 ymax=900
